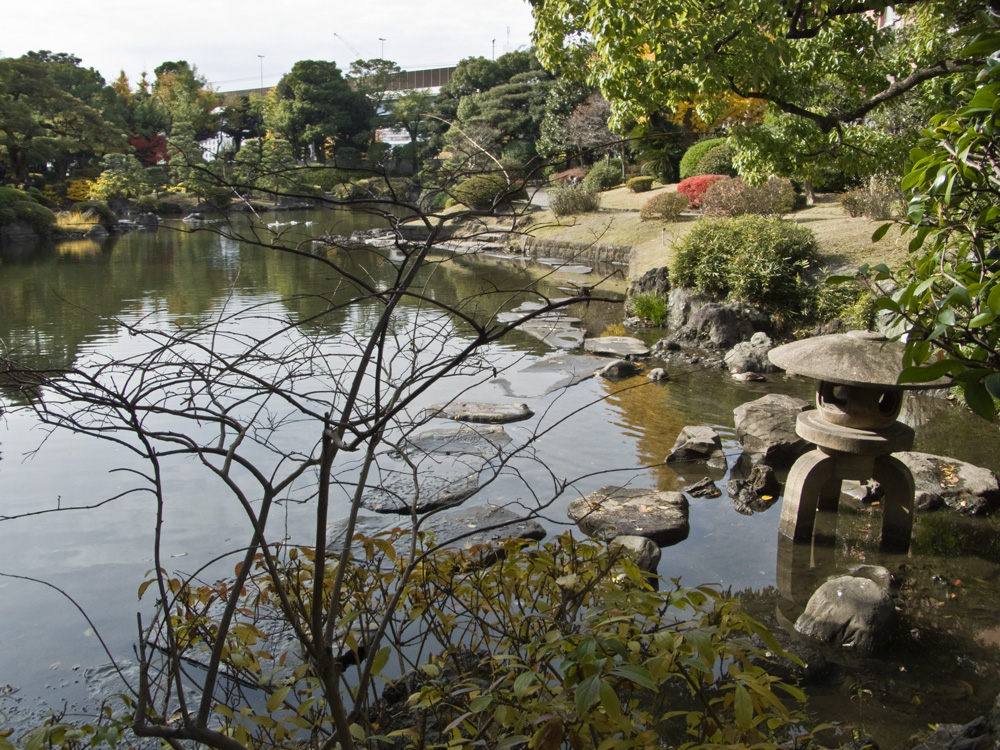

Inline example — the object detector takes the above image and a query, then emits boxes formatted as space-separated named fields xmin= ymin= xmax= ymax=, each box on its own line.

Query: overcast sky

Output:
xmin=2 ymin=0 xmax=537 ymax=91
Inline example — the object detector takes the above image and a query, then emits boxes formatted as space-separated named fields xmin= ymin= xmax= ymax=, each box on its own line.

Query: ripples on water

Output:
xmin=1 ymin=212 xmax=999 ymax=746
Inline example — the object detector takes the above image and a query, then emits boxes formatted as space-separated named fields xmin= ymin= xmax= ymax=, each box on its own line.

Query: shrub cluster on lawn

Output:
xmin=550 ymin=185 xmax=602 ymax=216
xmin=701 ymin=177 xmax=798 ymax=217
xmin=840 ymin=175 xmax=905 ymax=220
xmin=695 ymin=141 xmax=737 ymax=178
xmin=640 ymin=191 xmax=689 ymax=222
xmin=676 ymin=174 xmax=728 ymax=208
xmin=672 ymin=215 xmax=817 ymax=317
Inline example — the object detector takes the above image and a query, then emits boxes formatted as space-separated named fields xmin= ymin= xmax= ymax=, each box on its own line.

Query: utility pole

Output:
xmin=379 ymin=38 xmax=386 ymax=59
xmin=257 ymin=55 xmax=265 ymax=96
xmin=492 ymin=39 xmax=496 ymax=60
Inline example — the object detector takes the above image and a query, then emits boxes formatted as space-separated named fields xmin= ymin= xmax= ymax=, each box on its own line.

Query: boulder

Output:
xmin=666 ymin=425 xmax=725 ymax=466
xmin=895 ymin=452 xmax=1000 ymax=515
xmin=733 ymin=394 xmax=813 ymax=466
xmin=584 ymin=336 xmax=651 ymax=358
xmin=85 ymin=224 xmax=108 ymax=238
xmin=910 ymin=691 xmax=1000 ymax=750
xmin=686 ymin=477 xmax=722 ymax=498
xmin=727 ymin=461 xmax=781 ymax=515
xmin=794 ymin=566 xmax=896 ymax=655
xmin=568 ymin=486 xmax=689 ymax=546
xmin=596 ymin=359 xmax=643 ymax=379
xmin=724 ymin=332 xmax=779 ymax=374
xmin=668 ymin=288 xmax=770 ymax=349
xmin=135 ymin=212 xmax=161 ymax=227
xmin=422 ymin=401 xmax=534 ymax=424
xmin=647 ymin=367 xmax=669 ymax=381
xmin=627 ymin=266 xmax=670 ymax=298
xmin=611 ymin=535 xmax=662 ymax=573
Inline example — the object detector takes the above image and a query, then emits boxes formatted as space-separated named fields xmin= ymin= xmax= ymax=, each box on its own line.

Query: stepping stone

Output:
xmin=584 ymin=336 xmax=650 ymax=358
xmin=422 ymin=401 xmax=534 ymax=424
xmin=494 ymin=353 xmax=598 ymax=398
xmin=568 ymin=486 xmax=689 ymax=546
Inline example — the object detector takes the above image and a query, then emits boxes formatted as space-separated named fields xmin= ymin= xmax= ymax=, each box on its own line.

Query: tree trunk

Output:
xmin=803 ymin=179 xmax=816 ymax=206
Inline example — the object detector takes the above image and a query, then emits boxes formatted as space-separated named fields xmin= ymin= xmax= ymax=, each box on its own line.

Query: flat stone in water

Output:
xmin=422 ymin=401 xmax=534 ymax=424
xmin=584 ymin=336 xmax=650 ymax=358
xmin=494 ymin=352 xmax=599 ymax=398
xmin=362 ymin=468 xmax=481 ymax=514
xmin=537 ymin=258 xmax=594 ymax=275
xmin=568 ymin=486 xmax=689 ymax=546
xmin=400 ymin=423 xmax=511 ymax=458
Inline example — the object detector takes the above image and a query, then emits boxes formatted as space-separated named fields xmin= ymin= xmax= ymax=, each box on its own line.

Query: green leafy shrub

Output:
xmin=676 ymin=174 xmax=727 ymax=208
xmin=695 ymin=141 xmax=737 ymax=177
xmin=581 ymin=161 xmax=621 ymax=191
xmin=627 ymin=176 xmax=655 ymax=193
xmin=840 ymin=175 xmax=904 ymax=219
xmin=672 ymin=216 xmax=817 ymax=315
xmin=679 ymin=137 xmax=728 ymax=180
xmin=627 ymin=293 xmax=668 ymax=324
xmin=0 ymin=186 xmax=56 ymax=231
xmin=640 ymin=191 xmax=689 ymax=222
xmin=71 ymin=200 xmax=118 ymax=228
xmin=550 ymin=185 xmax=601 ymax=215
xmin=453 ymin=173 xmax=527 ymax=210
xmin=702 ymin=177 xmax=798 ymax=217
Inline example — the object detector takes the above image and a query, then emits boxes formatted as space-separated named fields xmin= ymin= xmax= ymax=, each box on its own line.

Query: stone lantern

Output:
xmin=767 ymin=331 xmax=948 ymax=553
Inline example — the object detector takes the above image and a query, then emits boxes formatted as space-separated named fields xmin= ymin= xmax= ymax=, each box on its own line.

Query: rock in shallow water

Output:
xmin=568 ymin=486 xmax=689 ymax=546
xmin=794 ymin=566 xmax=895 ymax=655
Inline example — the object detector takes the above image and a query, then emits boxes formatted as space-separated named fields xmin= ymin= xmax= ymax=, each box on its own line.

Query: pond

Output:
xmin=1 ymin=209 xmax=999 ymax=747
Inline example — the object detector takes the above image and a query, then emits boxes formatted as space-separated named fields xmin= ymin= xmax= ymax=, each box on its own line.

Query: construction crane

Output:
xmin=334 ymin=33 xmax=368 ymax=61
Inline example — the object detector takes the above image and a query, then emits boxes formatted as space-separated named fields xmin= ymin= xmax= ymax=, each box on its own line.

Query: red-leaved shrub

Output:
xmin=676 ymin=174 xmax=727 ymax=208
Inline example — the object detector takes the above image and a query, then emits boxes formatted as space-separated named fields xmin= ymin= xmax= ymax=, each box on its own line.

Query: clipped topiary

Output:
xmin=453 ymin=173 xmax=527 ymax=210
xmin=581 ymin=161 xmax=622 ymax=192
xmin=694 ymin=142 xmax=737 ymax=177
xmin=72 ymin=199 xmax=118 ymax=228
xmin=679 ymin=137 xmax=728 ymax=180
xmin=627 ymin=176 xmax=655 ymax=193
xmin=0 ymin=186 xmax=56 ymax=232
xmin=640 ymin=191 xmax=689 ymax=222
xmin=672 ymin=215 xmax=817 ymax=316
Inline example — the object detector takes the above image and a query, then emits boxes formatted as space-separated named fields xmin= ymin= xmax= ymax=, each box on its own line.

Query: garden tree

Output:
xmin=217 ymin=94 xmax=266 ymax=152
xmin=850 ymin=27 xmax=1000 ymax=418
xmin=152 ymin=60 xmax=220 ymax=139
xmin=536 ymin=77 xmax=594 ymax=157
xmin=531 ymin=0 xmax=990 ymax=183
xmin=0 ymin=56 xmax=125 ymax=184
xmin=89 ymin=152 xmax=158 ymax=200
xmin=168 ymin=119 xmax=227 ymax=204
xmin=387 ymin=89 xmax=435 ymax=172
xmin=553 ymin=92 xmax=616 ymax=160
xmin=0 ymin=151 xmax=813 ymax=750
xmin=347 ymin=58 xmax=404 ymax=142
xmin=451 ymin=67 xmax=555 ymax=169
xmin=434 ymin=50 xmax=544 ymax=123
xmin=269 ymin=60 xmax=370 ymax=163
xmin=231 ymin=135 xmax=300 ymax=194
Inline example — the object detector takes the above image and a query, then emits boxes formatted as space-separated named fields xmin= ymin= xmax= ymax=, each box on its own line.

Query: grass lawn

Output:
xmin=524 ymin=185 xmax=910 ymax=280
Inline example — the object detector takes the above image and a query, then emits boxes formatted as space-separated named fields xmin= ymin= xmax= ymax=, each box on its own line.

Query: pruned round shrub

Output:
xmin=581 ymin=161 xmax=621 ymax=192
xmin=695 ymin=142 xmax=737 ymax=178
xmin=453 ymin=173 xmax=527 ymax=210
xmin=676 ymin=174 xmax=728 ymax=208
xmin=640 ymin=156 xmax=676 ymax=184
xmin=840 ymin=175 xmax=904 ymax=220
xmin=0 ymin=186 xmax=56 ymax=231
xmin=679 ymin=137 xmax=728 ymax=180
xmin=627 ymin=176 xmax=655 ymax=193
xmin=702 ymin=177 xmax=798 ymax=217
xmin=672 ymin=216 xmax=817 ymax=316
xmin=640 ymin=191 xmax=689 ymax=222
xmin=549 ymin=185 xmax=601 ymax=216
xmin=72 ymin=199 xmax=118 ymax=228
